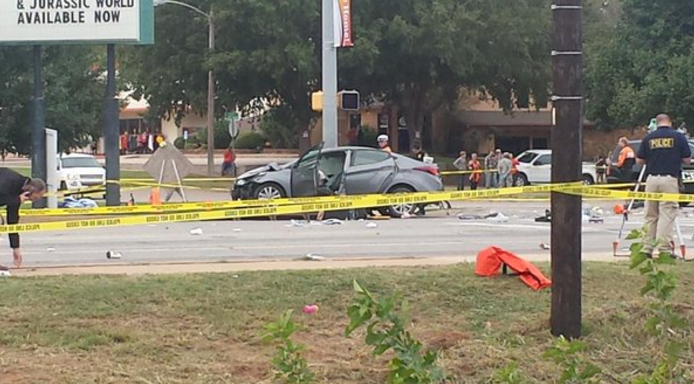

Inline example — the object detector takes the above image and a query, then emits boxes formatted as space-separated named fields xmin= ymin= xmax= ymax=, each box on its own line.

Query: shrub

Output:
xmin=173 ymin=137 xmax=185 ymax=149
xmin=235 ymin=131 xmax=267 ymax=150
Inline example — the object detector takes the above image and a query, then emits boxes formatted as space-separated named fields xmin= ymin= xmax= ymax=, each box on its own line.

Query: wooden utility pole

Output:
xmin=550 ymin=0 xmax=583 ymax=338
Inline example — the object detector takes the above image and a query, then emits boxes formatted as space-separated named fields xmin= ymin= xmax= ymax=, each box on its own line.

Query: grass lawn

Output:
xmin=0 ymin=262 xmax=693 ymax=383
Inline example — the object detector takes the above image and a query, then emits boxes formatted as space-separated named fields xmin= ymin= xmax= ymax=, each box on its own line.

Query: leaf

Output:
xmin=579 ymin=363 xmax=602 ymax=379
xmin=626 ymin=229 xmax=643 ymax=240
xmin=630 ymin=251 xmax=649 ymax=269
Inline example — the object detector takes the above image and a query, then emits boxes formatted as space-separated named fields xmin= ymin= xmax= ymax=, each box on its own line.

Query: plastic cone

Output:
xmin=612 ymin=240 xmax=619 ymax=256
xmin=149 ymin=187 xmax=162 ymax=206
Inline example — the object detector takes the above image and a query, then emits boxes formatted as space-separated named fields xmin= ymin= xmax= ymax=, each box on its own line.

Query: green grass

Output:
xmin=0 ymin=262 xmax=693 ymax=383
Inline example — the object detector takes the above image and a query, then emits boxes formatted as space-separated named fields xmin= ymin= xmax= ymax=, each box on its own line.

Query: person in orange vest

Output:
xmin=468 ymin=153 xmax=481 ymax=190
xmin=616 ymin=137 xmax=636 ymax=180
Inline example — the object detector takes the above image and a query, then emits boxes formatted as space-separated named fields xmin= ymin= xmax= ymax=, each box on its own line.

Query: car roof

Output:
xmin=522 ymin=149 xmax=551 ymax=154
xmin=60 ymin=153 xmax=96 ymax=158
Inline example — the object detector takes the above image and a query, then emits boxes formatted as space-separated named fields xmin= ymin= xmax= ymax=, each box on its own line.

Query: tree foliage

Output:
xmin=0 ymin=46 xmax=105 ymax=154
xmin=585 ymin=0 xmax=694 ymax=129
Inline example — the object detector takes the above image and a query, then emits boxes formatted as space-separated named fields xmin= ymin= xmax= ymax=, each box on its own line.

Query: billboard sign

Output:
xmin=334 ymin=0 xmax=352 ymax=48
xmin=0 ymin=0 xmax=154 ymax=45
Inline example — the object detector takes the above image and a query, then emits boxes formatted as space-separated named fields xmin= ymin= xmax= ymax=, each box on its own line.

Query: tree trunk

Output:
xmin=402 ymin=85 xmax=427 ymax=153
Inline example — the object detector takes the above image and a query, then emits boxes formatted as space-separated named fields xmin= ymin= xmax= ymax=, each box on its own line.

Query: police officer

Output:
xmin=0 ymin=168 xmax=47 ymax=270
xmin=636 ymin=114 xmax=691 ymax=257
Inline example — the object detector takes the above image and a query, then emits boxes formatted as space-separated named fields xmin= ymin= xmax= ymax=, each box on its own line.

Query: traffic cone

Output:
xmin=614 ymin=204 xmax=625 ymax=215
xmin=149 ymin=187 xmax=161 ymax=206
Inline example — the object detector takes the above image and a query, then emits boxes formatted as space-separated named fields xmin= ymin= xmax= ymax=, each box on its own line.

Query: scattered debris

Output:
xmin=232 ymin=275 xmax=239 ymax=278
xmin=366 ymin=222 xmax=378 ymax=228
xmin=59 ymin=196 xmax=99 ymax=209
xmin=302 ymin=253 xmax=325 ymax=261
xmin=286 ymin=219 xmax=308 ymax=228
xmin=321 ymin=218 xmax=343 ymax=225
xmin=401 ymin=212 xmax=412 ymax=219
xmin=539 ymin=243 xmax=550 ymax=250
xmin=302 ymin=304 xmax=319 ymax=314
xmin=0 ymin=270 xmax=11 ymax=277
xmin=232 ymin=228 xmax=242 ymax=232
xmin=46 ymin=247 xmax=56 ymax=252
xmin=535 ymin=210 xmax=552 ymax=223
xmin=189 ymin=228 xmax=204 ymax=235
xmin=106 ymin=251 xmax=122 ymax=260
xmin=485 ymin=212 xmax=509 ymax=223
xmin=589 ymin=217 xmax=604 ymax=224
xmin=458 ymin=214 xmax=484 ymax=221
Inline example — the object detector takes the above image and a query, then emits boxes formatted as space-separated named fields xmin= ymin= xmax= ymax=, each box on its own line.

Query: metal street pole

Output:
xmin=104 ymin=44 xmax=121 ymax=206
xmin=31 ymin=45 xmax=47 ymax=209
xmin=550 ymin=0 xmax=583 ymax=339
xmin=206 ymin=9 xmax=216 ymax=176
xmin=321 ymin=0 xmax=338 ymax=148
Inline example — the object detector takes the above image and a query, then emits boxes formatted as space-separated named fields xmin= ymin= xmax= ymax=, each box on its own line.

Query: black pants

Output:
xmin=470 ymin=180 xmax=478 ymax=190
xmin=458 ymin=176 xmax=466 ymax=190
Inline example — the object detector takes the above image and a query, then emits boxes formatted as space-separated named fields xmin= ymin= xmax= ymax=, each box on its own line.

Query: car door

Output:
xmin=530 ymin=154 xmax=552 ymax=183
xmin=344 ymin=149 xmax=396 ymax=195
xmin=290 ymin=143 xmax=323 ymax=197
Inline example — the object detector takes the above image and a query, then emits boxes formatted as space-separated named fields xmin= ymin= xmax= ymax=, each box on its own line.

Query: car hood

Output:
xmin=62 ymin=167 xmax=105 ymax=175
xmin=237 ymin=161 xmax=295 ymax=180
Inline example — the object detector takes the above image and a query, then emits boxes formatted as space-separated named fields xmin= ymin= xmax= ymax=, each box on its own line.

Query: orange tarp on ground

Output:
xmin=474 ymin=246 xmax=552 ymax=290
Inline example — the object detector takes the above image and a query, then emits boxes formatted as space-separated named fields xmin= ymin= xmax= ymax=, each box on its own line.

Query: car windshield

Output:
xmin=517 ymin=152 xmax=538 ymax=163
xmin=62 ymin=157 xmax=101 ymax=168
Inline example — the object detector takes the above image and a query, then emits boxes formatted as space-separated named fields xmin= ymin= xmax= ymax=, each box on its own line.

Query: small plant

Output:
xmin=542 ymin=337 xmax=601 ymax=384
xmin=345 ymin=280 xmax=446 ymax=384
xmin=493 ymin=362 xmax=527 ymax=384
xmin=627 ymin=228 xmax=688 ymax=383
xmin=262 ymin=310 xmax=315 ymax=384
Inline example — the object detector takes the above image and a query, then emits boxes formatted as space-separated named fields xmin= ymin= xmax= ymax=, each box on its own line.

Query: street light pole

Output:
xmin=206 ymin=9 xmax=216 ymax=176
xmin=153 ymin=0 xmax=215 ymax=175
xmin=321 ymin=0 xmax=338 ymax=148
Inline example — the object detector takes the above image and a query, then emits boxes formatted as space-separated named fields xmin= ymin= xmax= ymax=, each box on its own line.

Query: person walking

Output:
xmin=0 ymin=169 xmax=47 ymax=270
xmin=595 ymin=155 xmax=607 ymax=184
xmin=468 ymin=153 xmax=481 ymax=190
xmin=497 ymin=153 xmax=514 ymax=187
xmin=453 ymin=151 xmax=468 ymax=190
xmin=484 ymin=150 xmax=499 ymax=189
xmin=636 ymin=114 xmax=691 ymax=258
xmin=221 ymin=147 xmax=236 ymax=176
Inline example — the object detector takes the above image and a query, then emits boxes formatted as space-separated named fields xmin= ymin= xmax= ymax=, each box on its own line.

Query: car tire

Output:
xmin=253 ymin=183 xmax=286 ymax=200
xmin=385 ymin=185 xmax=417 ymax=218
xmin=582 ymin=174 xmax=595 ymax=185
xmin=515 ymin=174 xmax=529 ymax=187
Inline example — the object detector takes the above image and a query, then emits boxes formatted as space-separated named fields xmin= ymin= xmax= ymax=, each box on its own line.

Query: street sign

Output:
xmin=225 ymin=111 xmax=239 ymax=122
xmin=0 ymin=0 xmax=154 ymax=45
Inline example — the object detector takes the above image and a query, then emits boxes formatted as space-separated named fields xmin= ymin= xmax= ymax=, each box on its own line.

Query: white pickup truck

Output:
xmin=57 ymin=153 xmax=106 ymax=191
xmin=514 ymin=149 xmax=597 ymax=186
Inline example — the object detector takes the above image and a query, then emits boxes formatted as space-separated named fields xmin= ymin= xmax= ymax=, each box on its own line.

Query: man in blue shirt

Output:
xmin=636 ymin=114 xmax=692 ymax=257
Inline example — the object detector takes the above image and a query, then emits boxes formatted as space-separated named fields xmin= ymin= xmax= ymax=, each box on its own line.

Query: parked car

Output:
xmin=57 ymin=153 xmax=106 ymax=191
xmin=514 ymin=149 xmax=597 ymax=186
xmin=230 ymin=145 xmax=444 ymax=217
xmin=607 ymin=139 xmax=694 ymax=193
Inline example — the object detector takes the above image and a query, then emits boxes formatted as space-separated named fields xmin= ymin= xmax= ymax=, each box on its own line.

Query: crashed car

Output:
xmin=231 ymin=144 xmax=444 ymax=217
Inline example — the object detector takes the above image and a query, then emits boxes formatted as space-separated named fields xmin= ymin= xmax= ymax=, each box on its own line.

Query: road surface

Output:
xmin=7 ymin=201 xmax=693 ymax=268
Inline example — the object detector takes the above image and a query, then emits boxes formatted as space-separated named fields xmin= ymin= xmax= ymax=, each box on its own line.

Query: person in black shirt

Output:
xmin=636 ymin=114 xmax=692 ymax=257
xmin=0 ymin=169 xmax=46 ymax=269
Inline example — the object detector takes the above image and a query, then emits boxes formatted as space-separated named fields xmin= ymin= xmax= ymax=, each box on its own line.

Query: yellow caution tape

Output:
xmin=2 ymin=184 xmax=576 ymax=234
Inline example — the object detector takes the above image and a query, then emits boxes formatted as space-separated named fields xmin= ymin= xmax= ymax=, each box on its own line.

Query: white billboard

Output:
xmin=0 ymin=0 xmax=153 ymax=45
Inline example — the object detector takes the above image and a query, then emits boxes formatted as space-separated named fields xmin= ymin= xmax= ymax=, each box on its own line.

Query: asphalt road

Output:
xmin=8 ymin=201 xmax=694 ymax=268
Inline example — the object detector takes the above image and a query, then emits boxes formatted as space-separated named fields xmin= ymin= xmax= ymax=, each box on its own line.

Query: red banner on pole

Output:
xmin=334 ymin=0 xmax=353 ymax=48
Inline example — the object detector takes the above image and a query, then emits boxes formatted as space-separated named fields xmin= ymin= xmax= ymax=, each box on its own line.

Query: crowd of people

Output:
xmin=452 ymin=149 xmax=519 ymax=190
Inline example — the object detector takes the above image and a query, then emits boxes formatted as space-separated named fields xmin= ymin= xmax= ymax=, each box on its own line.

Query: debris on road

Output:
xmin=232 ymin=228 xmax=242 ymax=232
xmin=535 ymin=210 xmax=551 ymax=223
xmin=47 ymin=247 xmax=56 ymax=252
xmin=366 ymin=222 xmax=378 ymax=228
xmin=0 ymin=270 xmax=11 ymax=277
xmin=458 ymin=214 xmax=483 ymax=221
xmin=190 ymin=228 xmax=204 ymax=235
xmin=302 ymin=253 xmax=325 ymax=261
xmin=485 ymin=212 xmax=509 ymax=223
xmin=321 ymin=219 xmax=343 ymax=225
xmin=106 ymin=251 xmax=122 ymax=260
xmin=539 ymin=243 xmax=550 ymax=250
xmin=287 ymin=219 xmax=308 ymax=228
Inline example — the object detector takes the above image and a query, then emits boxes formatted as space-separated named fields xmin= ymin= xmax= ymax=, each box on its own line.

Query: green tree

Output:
xmin=0 ymin=46 xmax=105 ymax=154
xmin=339 ymin=0 xmax=551 ymax=145
xmin=585 ymin=0 xmax=694 ymax=129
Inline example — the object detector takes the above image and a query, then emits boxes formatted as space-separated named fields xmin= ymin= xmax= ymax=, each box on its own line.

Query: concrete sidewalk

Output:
xmin=11 ymin=252 xmax=623 ymax=277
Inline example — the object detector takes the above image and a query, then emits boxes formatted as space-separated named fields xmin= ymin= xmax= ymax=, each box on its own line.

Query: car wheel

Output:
xmin=515 ymin=174 xmax=529 ymax=187
xmin=254 ymin=183 xmax=286 ymax=200
xmin=582 ymin=174 xmax=595 ymax=185
xmin=386 ymin=186 xmax=417 ymax=218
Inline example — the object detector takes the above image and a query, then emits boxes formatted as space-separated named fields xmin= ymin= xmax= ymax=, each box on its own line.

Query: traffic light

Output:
xmin=339 ymin=90 xmax=360 ymax=111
